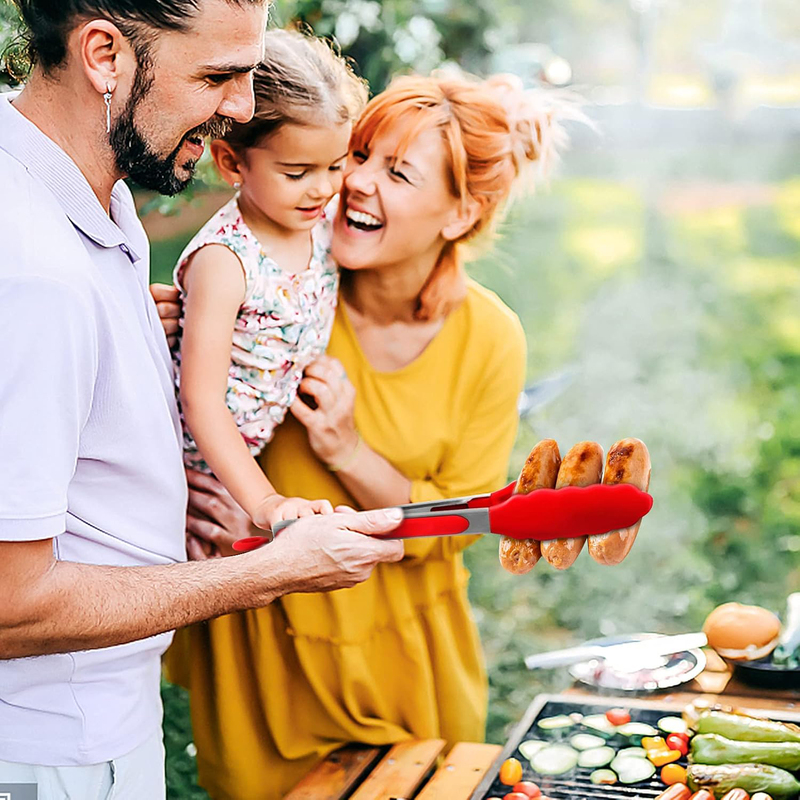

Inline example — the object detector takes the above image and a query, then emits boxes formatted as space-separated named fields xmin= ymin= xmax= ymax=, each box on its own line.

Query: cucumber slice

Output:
xmin=518 ymin=740 xmax=548 ymax=761
xmin=578 ymin=746 xmax=616 ymax=768
xmin=617 ymin=722 xmax=659 ymax=744
xmin=536 ymin=714 xmax=575 ymax=734
xmin=582 ymin=714 xmax=618 ymax=738
xmin=570 ymin=733 xmax=607 ymax=751
xmin=530 ymin=744 xmax=579 ymax=776
xmin=616 ymin=746 xmax=648 ymax=759
xmin=657 ymin=716 xmax=688 ymax=735
xmin=590 ymin=768 xmax=618 ymax=785
xmin=611 ymin=755 xmax=656 ymax=784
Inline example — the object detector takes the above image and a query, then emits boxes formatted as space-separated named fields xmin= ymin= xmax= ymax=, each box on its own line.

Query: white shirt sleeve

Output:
xmin=0 ymin=276 xmax=97 ymax=540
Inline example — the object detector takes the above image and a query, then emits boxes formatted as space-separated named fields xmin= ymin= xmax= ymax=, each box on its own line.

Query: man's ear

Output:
xmin=210 ymin=139 xmax=245 ymax=188
xmin=78 ymin=19 xmax=135 ymax=96
xmin=441 ymin=196 xmax=482 ymax=242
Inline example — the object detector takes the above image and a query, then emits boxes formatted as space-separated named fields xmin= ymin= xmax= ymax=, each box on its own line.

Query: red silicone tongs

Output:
xmin=232 ymin=482 xmax=653 ymax=552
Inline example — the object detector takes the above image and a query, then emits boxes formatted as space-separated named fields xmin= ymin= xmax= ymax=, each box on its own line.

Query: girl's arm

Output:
xmin=180 ymin=246 xmax=330 ymax=530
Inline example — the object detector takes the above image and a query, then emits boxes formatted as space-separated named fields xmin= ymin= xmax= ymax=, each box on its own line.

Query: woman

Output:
xmin=156 ymin=71 xmax=574 ymax=800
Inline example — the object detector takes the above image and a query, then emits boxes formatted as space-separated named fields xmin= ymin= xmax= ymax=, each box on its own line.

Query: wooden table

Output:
xmin=284 ymin=650 xmax=800 ymax=800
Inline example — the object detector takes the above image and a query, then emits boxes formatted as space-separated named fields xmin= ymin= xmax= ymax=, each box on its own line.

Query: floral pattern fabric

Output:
xmin=172 ymin=197 xmax=339 ymax=472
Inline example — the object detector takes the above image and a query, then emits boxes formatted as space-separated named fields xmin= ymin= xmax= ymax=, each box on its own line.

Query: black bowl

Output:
xmin=729 ymin=653 xmax=800 ymax=690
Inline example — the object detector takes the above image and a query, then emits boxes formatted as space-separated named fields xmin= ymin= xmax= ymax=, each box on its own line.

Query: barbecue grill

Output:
xmin=470 ymin=694 xmax=800 ymax=800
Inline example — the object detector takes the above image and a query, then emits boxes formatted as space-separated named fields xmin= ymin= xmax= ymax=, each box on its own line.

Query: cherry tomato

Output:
xmin=512 ymin=782 xmax=542 ymax=799
xmin=499 ymin=757 xmax=524 ymax=786
xmin=666 ymin=733 xmax=689 ymax=756
xmin=606 ymin=707 xmax=632 ymax=726
xmin=503 ymin=794 xmax=530 ymax=800
xmin=661 ymin=763 xmax=688 ymax=786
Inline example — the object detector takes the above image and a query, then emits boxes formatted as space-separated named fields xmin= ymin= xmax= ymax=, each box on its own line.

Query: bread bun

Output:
xmin=499 ymin=439 xmax=561 ymax=574
xmin=703 ymin=602 xmax=781 ymax=661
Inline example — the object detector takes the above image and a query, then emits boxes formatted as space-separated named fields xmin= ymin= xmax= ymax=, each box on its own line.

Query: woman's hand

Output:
xmin=291 ymin=356 xmax=360 ymax=468
xmin=251 ymin=494 xmax=334 ymax=531
xmin=150 ymin=283 xmax=181 ymax=348
xmin=185 ymin=469 xmax=254 ymax=558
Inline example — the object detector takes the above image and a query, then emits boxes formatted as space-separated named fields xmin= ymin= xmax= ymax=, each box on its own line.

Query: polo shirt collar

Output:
xmin=0 ymin=91 xmax=141 ymax=260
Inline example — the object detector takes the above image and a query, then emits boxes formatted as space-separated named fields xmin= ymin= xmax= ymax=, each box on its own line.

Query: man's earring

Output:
xmin=233 ymin=181 xmax=242 ymax=190
xmin=103 ymin=86 xmax=113 ymax=134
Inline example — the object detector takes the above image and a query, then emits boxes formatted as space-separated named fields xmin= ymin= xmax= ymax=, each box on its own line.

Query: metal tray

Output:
xmin=470 ymin=694 xmax=800 ymax=800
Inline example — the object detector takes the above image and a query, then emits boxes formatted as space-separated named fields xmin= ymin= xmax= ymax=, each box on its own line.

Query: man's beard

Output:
xmin=109 ymin=67 xmax=233 ymax=196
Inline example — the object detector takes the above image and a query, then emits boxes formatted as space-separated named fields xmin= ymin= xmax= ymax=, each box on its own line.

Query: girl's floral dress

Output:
xmin=172 ymin=197 xmax=339 ymax=473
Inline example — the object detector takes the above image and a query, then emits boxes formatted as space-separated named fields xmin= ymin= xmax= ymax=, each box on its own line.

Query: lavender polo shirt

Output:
xmin=0 ymin=92 xmax=188 ymax=765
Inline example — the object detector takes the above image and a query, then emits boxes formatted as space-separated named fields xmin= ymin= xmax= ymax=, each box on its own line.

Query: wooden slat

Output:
xmin=283 ymin=744 xmax=385 ymax=800
xmin=414 ymin=742 xmax=502 ymax=800
xmin=349 ymin=738 xmax=446 ymax=800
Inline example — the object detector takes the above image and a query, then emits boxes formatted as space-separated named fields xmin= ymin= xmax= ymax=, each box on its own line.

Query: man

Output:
xmin=0 ymin=2 xmax=404 ymax=797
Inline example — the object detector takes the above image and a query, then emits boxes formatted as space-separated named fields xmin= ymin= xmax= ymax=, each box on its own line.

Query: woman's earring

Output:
xmin=233 ymin=181 xmax=242 ymax=190
xmin=103 ymin=85 xmax=113 ymax=134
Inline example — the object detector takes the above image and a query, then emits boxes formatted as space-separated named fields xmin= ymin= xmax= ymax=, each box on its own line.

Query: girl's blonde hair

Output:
xmin=223 ymin=28 xmax=368 ymax=150
xmin=350 ymin=72 xmax=584 ymax=320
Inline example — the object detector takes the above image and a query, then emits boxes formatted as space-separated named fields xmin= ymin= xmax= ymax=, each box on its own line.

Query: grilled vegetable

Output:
xmin=578 ymin=746 xmax=615 ymax=768
xmin=720 ymin=792 xmax=750 ymax=800
xmin=518 ymin=740 xmax=548 ymax=761
xmin=536 ymin=715 xmax=575 ymax=736
xmin=570 ymin=733 xmax=607 ymax=751
xmin=613 ymin=755 xmax=656 ymax=784
xmin=499 ymin=757 xmax=524 ymax=785
xmin=662 ymin=764 xmax=689 ymax=786
xmin=660 ymin=716 xmax=690 ymax=735
xmin=692 ymin=734 xmax=800 ymax=771
xmin=686 ymin=763 xmax=800 ymax=800
xmin=618 ymin=722 xmax=659 ymax=744
xmin=751 ymin=794 xmax=773 ymax=800
xmin=650 ymin=748 xmax=683 ymax=767
xmin=607 ymin=708 xmax=632 ymax=726
xmin=530 ymin=745 xmax=579 ymax=776
xmin=582 ymin=714 xmax=618 ymax=738
xmin=591 ymin=769 xmax=618 ymax=785
xmin=695 ymin=711 xmax=800 ymax=744
xmin=690 ymin=792 xmax=715 ymax=800
xmin=667 ymin=733 xmax=690 ymax=756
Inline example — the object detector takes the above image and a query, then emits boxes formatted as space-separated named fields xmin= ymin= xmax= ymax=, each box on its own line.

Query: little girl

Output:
xmin=172 ymin=29 xmax=368 ymax=538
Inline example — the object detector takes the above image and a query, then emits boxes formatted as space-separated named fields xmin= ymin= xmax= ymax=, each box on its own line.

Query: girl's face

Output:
xmin=332 ymin=125 xmax=468 ymax=272
xmin=236 ymin=122 xmax=351 ymax=231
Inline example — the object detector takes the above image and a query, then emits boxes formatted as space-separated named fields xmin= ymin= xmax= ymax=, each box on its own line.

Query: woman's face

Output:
xmin=332 ymin=124 xmax=464 ymax=273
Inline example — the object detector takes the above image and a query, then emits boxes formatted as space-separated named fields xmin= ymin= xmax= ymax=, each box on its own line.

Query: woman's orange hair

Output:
xmin=349 ymin=72 xmax=581 ymax=320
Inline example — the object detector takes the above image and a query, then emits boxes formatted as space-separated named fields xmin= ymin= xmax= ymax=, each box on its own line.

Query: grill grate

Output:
xmin=472 ymin=696 xmax=685 ymax=800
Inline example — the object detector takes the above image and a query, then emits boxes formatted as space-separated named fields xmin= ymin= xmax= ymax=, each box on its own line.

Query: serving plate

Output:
xmin=568 ymin=632 xmax=706 ymax=693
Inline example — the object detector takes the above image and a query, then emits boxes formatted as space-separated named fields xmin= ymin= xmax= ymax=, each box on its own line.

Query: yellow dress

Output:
xmin=165 ymin=280 xmax=526 ymax=800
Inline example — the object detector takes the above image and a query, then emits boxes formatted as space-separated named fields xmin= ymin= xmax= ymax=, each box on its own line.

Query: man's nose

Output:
xmin=218 ymin=72 xmax=256 ymax=125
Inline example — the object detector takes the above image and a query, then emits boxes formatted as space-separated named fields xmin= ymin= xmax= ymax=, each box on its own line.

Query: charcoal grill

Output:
xmin=470 ymin=694 xmax=800 ymax=800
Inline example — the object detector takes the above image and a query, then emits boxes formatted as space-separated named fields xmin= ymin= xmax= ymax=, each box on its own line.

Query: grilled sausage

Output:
xmin=540 ymin=441 xmax=604 ymax=569
xmin=587 ymin=437 xmax=651 ymax=566
xmin=499 ymin=439 xmax=561 ymax=574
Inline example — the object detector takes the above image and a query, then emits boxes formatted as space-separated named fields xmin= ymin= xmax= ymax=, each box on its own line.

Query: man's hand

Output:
xmin=255 ymin=509 xmax=405 ymax=594
xmin=150 ymin=283 xmax=181 ymax=348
